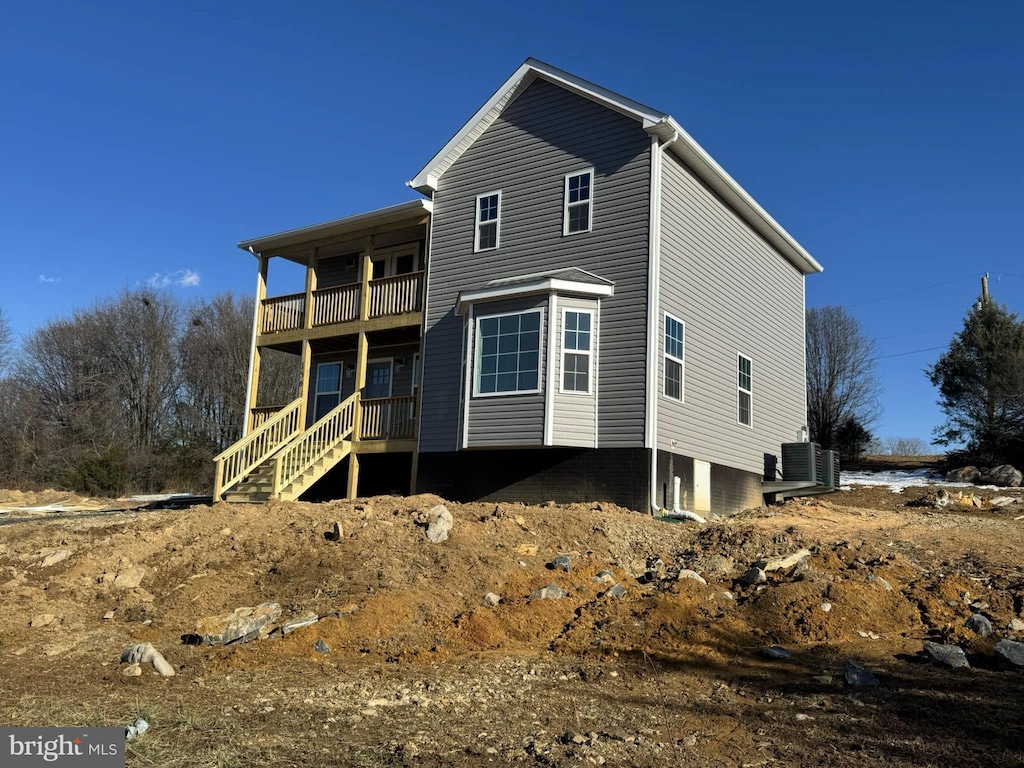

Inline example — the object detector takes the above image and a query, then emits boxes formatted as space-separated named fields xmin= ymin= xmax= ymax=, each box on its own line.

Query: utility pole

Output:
xmin=982 ymin=273 xmax=990 ymax=306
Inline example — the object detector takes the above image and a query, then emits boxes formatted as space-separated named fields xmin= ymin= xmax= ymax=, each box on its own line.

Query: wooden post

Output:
xmin=297 ymin=248 xmax=318 ymax=429
xmin=243 ymin=255 xmax=268 ymax=435
xmin=347 ymin=331 xmax=369 ymax=499
xmin=360 ymin=236 xmax=374 ymax=321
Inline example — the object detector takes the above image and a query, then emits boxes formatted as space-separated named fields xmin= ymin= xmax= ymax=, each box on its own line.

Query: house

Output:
xmin=214 ymin=58 xmax=823 ymax=516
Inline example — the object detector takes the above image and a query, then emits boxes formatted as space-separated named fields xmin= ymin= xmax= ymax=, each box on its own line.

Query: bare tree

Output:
xmin=883 ymin=436 xmax=929 ymax=455
xmin=0 ymin=306 xmax=12 ymax=375
xmin=806 ymin=306 xmax=881 ymax=450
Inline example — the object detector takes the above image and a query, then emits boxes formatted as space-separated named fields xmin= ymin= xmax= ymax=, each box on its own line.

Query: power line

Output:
xmin=877 ymin=345 xmax=947 ymax=360
xmin=875 ymin=324 xmax=958 ymax=341
xmin=845 ymin=273 xmax=978 ymax=308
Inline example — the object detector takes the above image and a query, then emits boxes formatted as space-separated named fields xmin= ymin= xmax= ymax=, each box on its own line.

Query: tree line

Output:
xmin=0 ymin=290 xmax=297 ymax=495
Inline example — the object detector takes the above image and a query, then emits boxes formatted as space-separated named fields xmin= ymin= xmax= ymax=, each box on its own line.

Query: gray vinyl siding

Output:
xmin=307 ymin=343 xmax=419 ymax=427
xmin=465 ymin=296 xmax=547 ymax=447
xmin=316 ymin=233 xmax=426 ymax=289
xmin=657 ymin=150 xmax=806 ymax=476
xmin=316 ymin=253 xmax=360 ymax=288
xmin=420 ymin=77 xmax=651 ymax=453
xmin=552 ymin=296 xmax=598 ymax=447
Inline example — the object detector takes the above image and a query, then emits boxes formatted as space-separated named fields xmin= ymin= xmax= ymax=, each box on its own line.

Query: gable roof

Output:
xmin=408 ymin=58 xmax=822 ymax=275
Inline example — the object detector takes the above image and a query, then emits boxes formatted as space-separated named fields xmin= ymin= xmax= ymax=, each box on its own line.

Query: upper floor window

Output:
xmin=563 ymin=170 xmax=593 ymax=235
xmin=475 ymin=310 xmax=541 ymax=395
xmin=475 ymin=191 xmax=501 ymax=251
xmin=561 ymin=309 xmax=593 ymax=394
xmin=664 ymin=314 xmax=684 ymax=402
xmin=737 ymin=354 xmax=752 ymax=427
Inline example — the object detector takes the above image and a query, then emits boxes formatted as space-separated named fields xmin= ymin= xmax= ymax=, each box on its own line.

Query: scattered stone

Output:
xmin=739 ymin=567 xmax=767 ymax=585
xmin=113 ymin=567 xmax=146 ymax=590
xmin=219 ymin=527 xmax=231 ymax=536
xmin=189 ymin=602 xmax=282 ymax=645
xmin=120 ymin=643 xmax=175 ymax=676
xmin=324 ymin=522 xmax=343 ymax=541
xmin=692 ymin=554 xmax=735 ymax=576
xmin=980 ymin=464 xmax=1022 ymax=487
xmin=990 ymin=497 xmax=1017 ymax=508
xmin=29 ymin=613 xmax=55 ymax=628
xmin=760 ymin=645 xmax=792 ymax=660
xmin=1007 ymin=618 xmax=1024 ymax=632
xmin=38 ymin=549 xmax=72 ymax=568
xmin=102 ymin=611 xmax=115 ymax=620
xmin=821 ymin=602 xmax=832 ymax=613
xmin=844 ymin=659 xmax=878 ymax=686
xmin=868 ymin=575 xmax=893 ymax=591
xmin=995 ymin=639 xmax=1024 ymax=666
xmin=515 ymin=544 xmax=538 ymax=557
xmin=122 ymin=663 xmax=143 ymax=677
xmin=756 ymin=549 xmax=811 ymax=573
xmin=484 ymin=592 xmax=501 ymax=606
xmin=425 ymin=505 xmax=453 ymax=543
xmin=280 ymin=613 xmax=319 ymax=635
xmin=592 ymin=570 xmax=615 ymax=584
xmin=314 ymin=639 xmax=330 ymax=654
xmin=792 ymin=557 xmax=812 ymax=578
xmin=923 ymin=641 xmax=970 ymax=669
xmin=945 ymin=466 xmax=981 ymax=483
xmin=676 ymin=569 xmax=707 ymax=585
xmin=606 ymin=584 xmax=627 ymax=599
xmin=551 ymin=555 xmax=571 ymax=573
xmin=812 ymin=675 xmax=834 ymax=685
xmin=794 ymin=713 xmax=815 ymax=722
xmin=721 ymin=591 xmax=735 ymax=600
xmin=125 ymin=719 xmax=149 ymax=741
xmin=530 ymin=584 xmax=566 ymax=600
xmin=966 ymin=613 xmax=993 ymax=637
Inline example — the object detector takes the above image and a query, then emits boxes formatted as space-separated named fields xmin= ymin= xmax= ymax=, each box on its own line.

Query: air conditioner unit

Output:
xmin=782 ymin=442 xmax=824 ymax=484
xmin=821 ymin=450 xmax=840 ymax=488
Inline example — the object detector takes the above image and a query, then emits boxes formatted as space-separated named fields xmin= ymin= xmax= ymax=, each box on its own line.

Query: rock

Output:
xmin=995 ymin=639 xmax=1024 ymax=666
xmin=515 ymin=544 xmax=538 ymax=557
xmin=946 ymin=466 xmax=981 ymax=483
xmin=721 ymin=591 xmax=735 ymax=600
xmin=760 ymin=645 xmax=792 ymax=660
xmin=484 ymin=592 xmax=501 ymax=606
xmin=692 ymin=554 xmax=735 ymax=576
xmin=324 ymin=522 xmax=343 ymax=541
xmin=1007 ymin=618 xmax=1024 ymax=632
xmin=103 ymin=611 xmax=115 ymax=620
xmin=755 ymin=549 xmax=811 ymax=573
xmin=606 ymin=584 xmax=627 ymax=598
xmin=868 ymin=575 xmax=893 ymax=591
xmin=125 ymin=719 xmax=149 ymax=741
xmin=314 ymin=639 xmax=330 ymax=653
xmin=676 ymin=569 xmax=707 ymax=585
xmin=990 ymin=496 xmax=1017 ymax=508
xmin=592 ymin=570 xmax=615 ymax=584
xmin=425 ymin=505 xmax=453 ymax=543
xmin=531 ymin=584 xmax=566 ymax=600
xmin=979 ymin=465 xmax=1022 ymax=487
xmin=190 ymin=602 xmax=282 ymax=645
xmin=219 ymin=527 xmax=232 ymax=536
xmin=821 ymin=602 xmax=832 ymax=613
xmin=122 ymin=663 xmax=143 ymax=677
xmin=38 ymin=549 xmax=72 ymax=568
xmin=923 ymin=641 xmax=970 ymax=669
xmin=280 ymin=613 xmax=319 ymax=635
xmin=966 ymin=613 xmax=993 ymax=636
xmin=30 ymin=613 xmax=55 ymax=628
xmin=120 ymin=642 xmax=175 ymax=676
xmin=551 ymin=555 xmax=571 ymax=573
xmin=113 ymin=567 xmax=146 ymax=590
xmin=794 ymin=713 xmax=815 ymax=722
xmin=739 ymin=567 xmax=767 ymax=585
xmin=812 ymin=675 xmax=834 ymax=684
xmin=844 ymin=660 xmax=878 ymax=686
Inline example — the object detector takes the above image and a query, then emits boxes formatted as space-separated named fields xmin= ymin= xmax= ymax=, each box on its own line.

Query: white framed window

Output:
xmin=475 ymin=310 xmax=541 ymax=396
xmin=737 ymin=354 xmax=752 ymax=427
xmin=314 ymin=362 xmax=342 ymax=420
xmin=475 ymin=191 xmax=501 ymax=251
xmin=560 ymin=309 xmax=593 ymax=394
xmin=563 ymin=169 xmax=593 ymax=235
xmin=664 ymin=314 xmax=684 ymax=402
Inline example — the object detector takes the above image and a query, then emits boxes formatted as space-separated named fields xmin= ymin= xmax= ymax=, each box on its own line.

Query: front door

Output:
xmin=370 ymin=246 xmax=419 ymax=280
xmin=365 ymin=359 xmax=393 ymax=399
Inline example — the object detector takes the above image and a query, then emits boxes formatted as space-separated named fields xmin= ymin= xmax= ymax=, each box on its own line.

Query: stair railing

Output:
xmin=272 ymin=392 xmax=358 ymax=496
xmin=213 ymin=398 xmax=302 ymax=499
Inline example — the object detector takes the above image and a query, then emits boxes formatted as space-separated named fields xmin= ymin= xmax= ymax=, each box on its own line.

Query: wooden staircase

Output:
xmin=214 ymin=393 xmax=358 ymax=503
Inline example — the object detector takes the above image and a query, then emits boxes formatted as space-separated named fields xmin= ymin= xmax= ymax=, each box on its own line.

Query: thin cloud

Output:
xmin=38 ymin=274 xmax=61 ymax=283
xmin=178 ymin=269 xmax=200 ymax=287
xmin=147 ymin=269 xmax=201 ymax=289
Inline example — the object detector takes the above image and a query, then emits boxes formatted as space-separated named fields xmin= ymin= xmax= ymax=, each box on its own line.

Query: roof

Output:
xmin=456 ymin=267 xmax=615 ymax=315
xmin=486 ymin=267 xmax=614 ymax=288
xmin=408 ymin=58 xmax=822 ymax=276
xmin=237 ymin=199 xmax=432 ymax=255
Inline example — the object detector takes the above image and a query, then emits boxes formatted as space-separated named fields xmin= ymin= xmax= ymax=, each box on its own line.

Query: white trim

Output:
xmin=487 ymin=266 xmax=611 ymax=286
xmin=460 ymin=306 xmax=473 ymax=449
xmin=314 ymin=361 xmax=343 ymax=420
xmin=456 ymin=278 xmax=612 ymax=315
xmin=365 ymin=357 xmax=394 ymax=399
xmin=645 ymin=136 xmax=663 ymax=455
xmin=472 ymin=308 xmax=543 ymax=398
xmin=543 ymin=295 xmax=557 ymax=446
xmin=663 ymin=312 xmax=685 ymax=403
xmin=370 ymin=244 xmax=420 ymax=278
xmin=416 ymin=201 xmax=435 ymax=455
xmin=562 ymin=168 xmax=594 ymax=236
xmin=558 ymin=307 xmax=594 ymax=395
xmin=592 ymin=308 xmax=600 ymax=448
xmin=737 ymin=353 xmax=753 ymax=428
xmin=474 ymin=190 xmax=501 ymax=252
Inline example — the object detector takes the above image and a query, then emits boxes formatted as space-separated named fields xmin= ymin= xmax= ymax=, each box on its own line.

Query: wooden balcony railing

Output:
xmin=213 ymin=398 xmax=302 ymax=498
xmin=368 ymin=271 xmax=424 ymax=319
xmin=360 ymin=395 xmax=417 ymax=440
xmin=260 ymin=271 xmax=424 ymax=334
xmin=273 ymin=393 xmax=357 ymax=494
xmin=249 ymin=405 xmax=286 ymax=431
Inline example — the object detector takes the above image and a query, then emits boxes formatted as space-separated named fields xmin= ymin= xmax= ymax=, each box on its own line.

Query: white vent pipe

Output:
xmin=664 ymin=475 xmax=706 ymax=523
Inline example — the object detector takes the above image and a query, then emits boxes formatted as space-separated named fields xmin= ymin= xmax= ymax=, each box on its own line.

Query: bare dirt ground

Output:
xmin=2 ymin=470 xmax=1024 ymax=767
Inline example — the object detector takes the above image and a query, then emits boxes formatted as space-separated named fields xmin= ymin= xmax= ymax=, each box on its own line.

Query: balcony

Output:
xmin=258 ymin=270 xmax=424 ymax=337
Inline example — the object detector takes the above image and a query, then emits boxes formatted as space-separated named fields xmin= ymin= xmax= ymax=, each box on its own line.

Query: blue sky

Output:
xmin=1 ymin=1 xmax=1021 ymax=446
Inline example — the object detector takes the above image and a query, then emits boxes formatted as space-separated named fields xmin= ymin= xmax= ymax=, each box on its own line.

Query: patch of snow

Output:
xmin=840 ymin=469 xmax=1000 ymax=493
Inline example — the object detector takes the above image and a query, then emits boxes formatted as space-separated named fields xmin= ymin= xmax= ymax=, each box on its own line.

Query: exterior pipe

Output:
xmin=664 ymin=475 xmax=706 ymax=524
